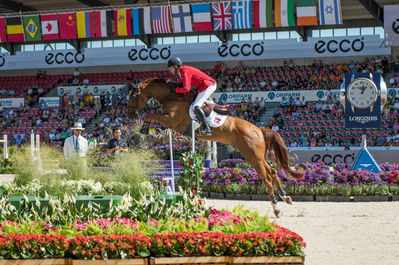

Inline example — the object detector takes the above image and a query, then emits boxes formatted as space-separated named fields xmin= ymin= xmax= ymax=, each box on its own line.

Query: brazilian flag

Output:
xmin=23 ymin=15 xmax=41 ymax=41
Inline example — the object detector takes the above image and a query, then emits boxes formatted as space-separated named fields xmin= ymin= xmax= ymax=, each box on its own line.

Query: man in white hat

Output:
xmin=63 ymin=122 xmax=89 ymax=158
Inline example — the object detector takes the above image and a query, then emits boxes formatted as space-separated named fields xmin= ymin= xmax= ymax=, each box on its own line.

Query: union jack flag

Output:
xmin=152 ymin=6 xmax=172 ymax=34
xmin=212 ymin=2 xmax=232 ymax=31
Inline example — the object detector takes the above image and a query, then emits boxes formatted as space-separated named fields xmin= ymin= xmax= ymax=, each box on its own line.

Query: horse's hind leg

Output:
xmin=267 ymin=164 xmax=292 ymax=205
xmin=251 ymin=161 xmax=281 ymax=218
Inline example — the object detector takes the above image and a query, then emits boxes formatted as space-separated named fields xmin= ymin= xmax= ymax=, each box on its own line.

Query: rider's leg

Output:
xmin=191 ymin=84 xmax=217 ymax=135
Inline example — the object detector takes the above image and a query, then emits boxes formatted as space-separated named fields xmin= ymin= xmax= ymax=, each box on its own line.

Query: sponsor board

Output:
xmin=289 ymin=148 xmax=399 ymax=165
xmin=39 ymin=97 xmax=60 ymax=107
xmin=213 ymin=89 xmax=341 ymax=103
xmin=57 ymin=84 xmax=123 ymax=96
xmin=0 ymin=98 xmax=24 ymax=108
xmin=0 ymin=36 xmax=389 ymax=70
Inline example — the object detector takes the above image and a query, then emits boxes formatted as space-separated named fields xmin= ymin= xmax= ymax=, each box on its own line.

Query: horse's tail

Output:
xmin=261 ymin=128 xmax=304 ymax=180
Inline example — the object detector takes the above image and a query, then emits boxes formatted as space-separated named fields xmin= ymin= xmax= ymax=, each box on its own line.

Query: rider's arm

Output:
xmin=176 ymin=70 xmax=191 ymax=93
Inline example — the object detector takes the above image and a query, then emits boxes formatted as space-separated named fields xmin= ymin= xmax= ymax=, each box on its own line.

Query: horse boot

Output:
xmin=193 ymin=106 xmax=212 ymax=136
xmin=140 ymin=122 xmax=150 ymax=134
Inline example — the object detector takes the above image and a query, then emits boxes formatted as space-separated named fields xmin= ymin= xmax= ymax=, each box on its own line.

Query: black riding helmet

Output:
xmin=167 ymin=57 xmax=182 ymax=68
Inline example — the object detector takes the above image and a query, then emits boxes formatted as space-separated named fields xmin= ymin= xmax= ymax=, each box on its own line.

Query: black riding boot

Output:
xmin=193 ymin=106 xmax=212 ymax=136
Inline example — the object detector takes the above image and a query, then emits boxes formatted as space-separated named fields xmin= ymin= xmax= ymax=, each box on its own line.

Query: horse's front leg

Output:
xmin=140 ymin=113 xmax=172 ymax=134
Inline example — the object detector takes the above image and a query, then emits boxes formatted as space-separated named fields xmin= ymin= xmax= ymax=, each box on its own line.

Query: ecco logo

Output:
xmin=128 ymin=47 xmax=170 ymax=61
xmin=311 ymin=153 xmax=355 ymax=165
xmin=218 ymin=42 xmax=264 ymax=57
xmin=45 ymin=52 xmax=85 ymax=65
xmin=392 ymin=18 xmax=399 ymax=34
xmin=314 ymin=38 xmax=364 ymax=53
xmin=0 ymin=54 xmax=5 ymax=67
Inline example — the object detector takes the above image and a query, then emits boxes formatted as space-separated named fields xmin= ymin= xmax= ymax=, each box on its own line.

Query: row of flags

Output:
xmin=0 ymin=0 xmax=342 ymax=43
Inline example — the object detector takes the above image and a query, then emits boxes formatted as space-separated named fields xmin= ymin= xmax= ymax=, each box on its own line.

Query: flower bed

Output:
xmin=0 ymin=208 xmax=305 ymax=260
xmin=202 ymin=161 xmax=399 ymax=196
xmin=0 ymin=230 xmax=304 ymax=259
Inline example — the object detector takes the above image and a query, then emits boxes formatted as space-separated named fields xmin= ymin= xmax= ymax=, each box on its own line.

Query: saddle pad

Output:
xmin=189 ymin=107 xmax=228 ymax=128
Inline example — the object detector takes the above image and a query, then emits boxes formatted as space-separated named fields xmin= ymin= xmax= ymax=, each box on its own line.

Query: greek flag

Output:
xmin=232 ymin=1 xmax=252 ymax=29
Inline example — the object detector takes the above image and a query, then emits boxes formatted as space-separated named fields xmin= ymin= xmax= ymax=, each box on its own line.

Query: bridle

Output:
xmin=128 ymin=82 xmax=141 ymax=111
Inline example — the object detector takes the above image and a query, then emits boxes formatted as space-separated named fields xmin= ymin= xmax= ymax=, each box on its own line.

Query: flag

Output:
xmin=171 ymin=5 xmax=192 ymax=33
xmin=232 ymin=1 xmax=252 ymax=29
xmin=23 ymin=15 xmax=41 ymax=41
xmin=384 ymin=5 xmax=399 ymax=46
xmin=253 ymin=0 xmax=273 ymax=28
xmin=6 ymin=17 xmax=24 ymax=42
xmin=132 ymin=7 xmax=152 ymax=35
xmin=0 ymin=18 xmax=6 ymax=43
xmin=274 ymin=0 xmax=295 ymax=27
xmin=59 ymin=13 xmax=76 ymax=39
xmin=114 ymin=9 xmax=132 ymax=36
xmin=95 ymin=10 xmax=113 ymax=37
xmin=41 ymin=14 xmax=58 ymax=40
xmin=212 ymin=2 xmax=232 ymax=31
xmin=152 ymin=6 xmax=172 ymax=34
xmin=191 ymin=4 xmax=212 ymax=31
xmin=319 ymin=0 xmax=342 ymax=25
xmin=297 ymin=0 xmax=318 ymax=25
xmin=76 ymin=11 xmax=94 ymax=38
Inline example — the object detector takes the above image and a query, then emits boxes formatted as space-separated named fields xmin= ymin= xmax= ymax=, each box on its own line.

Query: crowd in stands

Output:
xmin=216 ymin=56 xmax=398 ymax=92
xmin=0 ymin=55 xmax=398 ymax=148
xmin=272 ymin=92 xmax=399 ymax=147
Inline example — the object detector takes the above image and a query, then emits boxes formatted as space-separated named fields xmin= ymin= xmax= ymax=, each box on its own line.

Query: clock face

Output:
xmin=347 ymin=78 xmax=378 ymax=109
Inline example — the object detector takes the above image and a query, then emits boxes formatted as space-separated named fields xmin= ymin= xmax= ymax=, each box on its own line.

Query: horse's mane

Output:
xmin=142 ymin=77 xmax=196 ymax=102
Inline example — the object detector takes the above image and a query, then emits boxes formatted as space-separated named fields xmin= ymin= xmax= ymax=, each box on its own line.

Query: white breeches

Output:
xmin=190 ymin=83 xmax=217 ymax=112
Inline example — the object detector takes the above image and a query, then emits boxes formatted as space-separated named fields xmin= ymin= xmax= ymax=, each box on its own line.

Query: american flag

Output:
xmin=212 ymin=2 xmax=232 ymax=31
xmin=152 ymin=6 xmax=172 ymax=34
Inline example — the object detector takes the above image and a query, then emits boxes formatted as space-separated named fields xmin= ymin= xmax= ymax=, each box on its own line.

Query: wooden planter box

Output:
xmin=72 ymin=260 xmax=147 ymax=265
xmin=0 ymin=260 xmax=68 ymax=265
xmin=149 ymin=256 xmax=304 ymax=265
xmin=232 ymin=256 xmax=304 ymax=264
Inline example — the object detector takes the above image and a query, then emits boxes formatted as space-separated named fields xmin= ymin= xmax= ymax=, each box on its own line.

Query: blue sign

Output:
xmin=351 ymin=148 xmax=381 ymax=173
xmin=344 ymin=72 xmax=381 ymax=128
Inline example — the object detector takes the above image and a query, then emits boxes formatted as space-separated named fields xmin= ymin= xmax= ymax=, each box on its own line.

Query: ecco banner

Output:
xmin=39 ymin=97 xmax=60 ymax=107
xmin=0 ymin=98 xmax=24 ymax=108
xmin=384 ymin=5 xmax=399 ymax=46
xmin=0 ymin=35 xmax=389 ymax=71
xmin=213 ymin=89 xmax=341 ymax=103
xmin=57 ymin=84 xmax=124 ymax=96
xmin=289 ymin=148 xmax=399 ymax=165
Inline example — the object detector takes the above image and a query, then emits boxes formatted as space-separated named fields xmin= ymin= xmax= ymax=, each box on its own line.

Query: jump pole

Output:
xmin=168 ymin=129 xmax=175 ymax=194
xmin=0 ymin=135 xmax=8 ymax=159
xmin=191 ymin=121 xmax=195 ymax=152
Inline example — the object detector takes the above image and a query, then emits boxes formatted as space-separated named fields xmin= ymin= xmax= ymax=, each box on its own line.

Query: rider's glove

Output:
xmin=170 ymin=85 xmax=177 ymax=93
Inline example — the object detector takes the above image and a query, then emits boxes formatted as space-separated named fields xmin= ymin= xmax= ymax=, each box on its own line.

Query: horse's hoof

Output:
xmin=139 ymin=122 xmax=150 ymax=134
xmin=274 ymin=208 xmax=282 ymax=218
xmin=281 ymin=195 xmax=293 ymax=205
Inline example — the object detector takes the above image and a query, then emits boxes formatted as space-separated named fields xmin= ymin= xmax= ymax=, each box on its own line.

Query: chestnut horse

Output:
xmin=128 ymin=78 xmax=303 ymax=217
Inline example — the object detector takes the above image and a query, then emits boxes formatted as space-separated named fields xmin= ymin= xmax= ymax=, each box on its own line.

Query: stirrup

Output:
xmin=197 ymin=127 xmax=212 ymax=136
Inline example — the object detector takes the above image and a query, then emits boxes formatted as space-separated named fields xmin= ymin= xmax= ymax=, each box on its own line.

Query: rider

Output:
xmin=167 ymin=57 xmax=216 ymax=136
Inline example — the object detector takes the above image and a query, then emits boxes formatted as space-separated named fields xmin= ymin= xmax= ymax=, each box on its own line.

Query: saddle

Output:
xmin=201 ymin=101 xmax=230 ymax=117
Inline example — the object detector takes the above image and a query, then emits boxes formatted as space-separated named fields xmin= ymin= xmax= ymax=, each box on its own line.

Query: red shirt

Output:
xmin=176 ymin=65 xmax=216 ymax=93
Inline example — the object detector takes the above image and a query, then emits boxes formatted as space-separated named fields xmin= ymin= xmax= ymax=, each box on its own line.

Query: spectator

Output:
xmin=63 ymin=122 xmax=88 ymax=158
xmin=107 ymin=127 xmax=129 ymax=155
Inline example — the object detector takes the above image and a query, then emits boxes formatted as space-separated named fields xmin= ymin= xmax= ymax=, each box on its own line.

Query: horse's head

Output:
xmin=127 ymin=78 xmax=169 ymax=119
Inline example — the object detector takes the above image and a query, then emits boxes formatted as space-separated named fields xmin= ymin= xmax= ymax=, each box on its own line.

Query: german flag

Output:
xmin=6 ymin=16 xmax=24 ymax=42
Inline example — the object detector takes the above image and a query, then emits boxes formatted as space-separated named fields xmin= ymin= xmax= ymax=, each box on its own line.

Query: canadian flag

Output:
xmin=41 ymin=14 xmax=59 ymax=40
